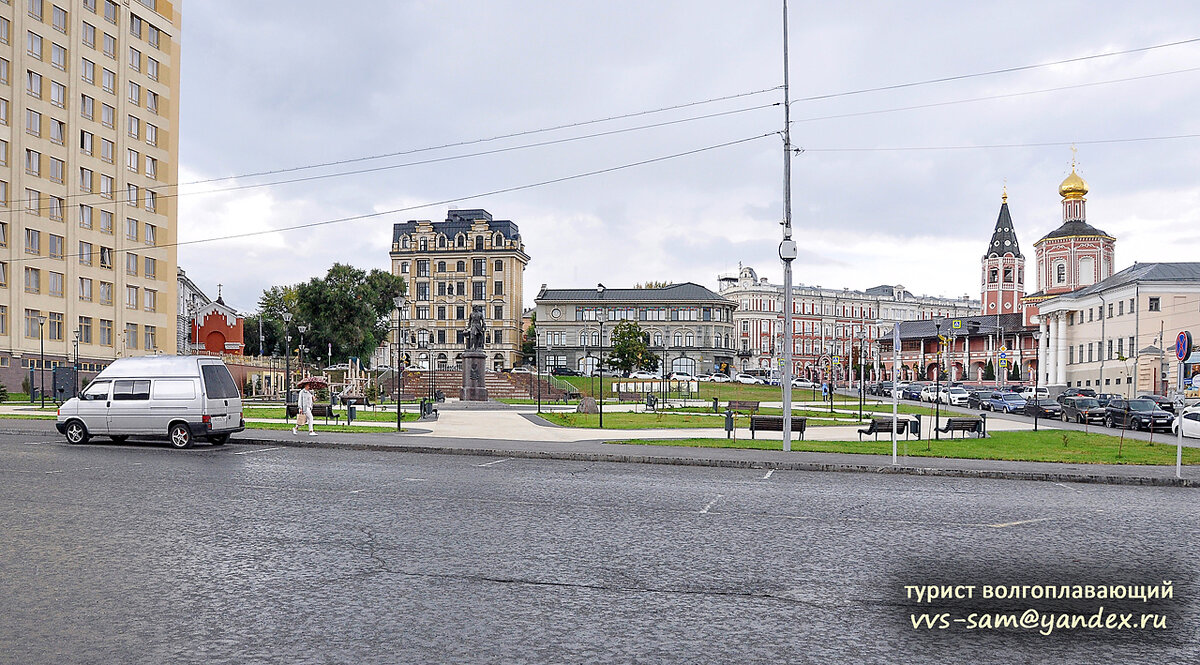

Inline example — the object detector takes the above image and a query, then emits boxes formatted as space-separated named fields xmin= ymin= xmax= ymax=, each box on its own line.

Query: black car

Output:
xmin=1056 ymin=387 xmax=1097 ymax=404
xmin=1104 ymin=398 xmax=1174 ymax=431
xmin=1094 ymin=393 xmax=1121 ymax=407
xmin=1023 ymin=398 xmax=1062 ymax=419
xmin=1061 ymin=396 xmax=1106 ymax=424
xmin=550 ymin=367 xmax=580 ymax=376
xmin=967 ymin=390 xmax=996 ymax=410
xmin=1138 ymin=394 xmax=1176 ymax=413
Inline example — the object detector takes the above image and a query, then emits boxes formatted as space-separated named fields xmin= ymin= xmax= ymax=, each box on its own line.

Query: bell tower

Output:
xmin=981 ymin=188 xmax=1025 ymax=315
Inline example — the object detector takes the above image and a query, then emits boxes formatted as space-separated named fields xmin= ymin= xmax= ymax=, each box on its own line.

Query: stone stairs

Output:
xmin=397 ymin=370 xmax=569 ymax=401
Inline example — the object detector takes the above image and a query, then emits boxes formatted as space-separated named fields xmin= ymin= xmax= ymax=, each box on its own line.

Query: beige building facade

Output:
xmin=1037 ymin=263 xmax=1200 ymax=396
xmin=389 ymin=209 xmax=528 ymax=371
xmin=0 ymin=0 xmax=181 ymax=391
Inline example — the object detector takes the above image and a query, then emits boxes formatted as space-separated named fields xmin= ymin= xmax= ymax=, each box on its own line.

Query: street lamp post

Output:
xmin=282 ymin=312 xmax=293 ymax=398
xmin=297 ymin=324 xmax=308 ymax=377
xmin=597 ymin=308 xmax=606 ymax=429
xmin=394 ymin=295 xmax=405 ymax=431
xmin=536 ymin=331 xmax=542 ymax=414
xmin=72 ymin=329 xmax=80 ymax=398
xmin=934 ymin=322 xmax=943 ymax=439
xmin=37 ymin=315 xmax=47 ymax=408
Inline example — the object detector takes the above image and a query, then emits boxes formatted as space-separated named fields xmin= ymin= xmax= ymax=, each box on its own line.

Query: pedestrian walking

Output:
xmin=293 ymin=384 xmax=316 ymax=436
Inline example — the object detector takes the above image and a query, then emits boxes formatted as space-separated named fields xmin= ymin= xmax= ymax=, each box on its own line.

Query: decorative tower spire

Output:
xmin=981 ymin=190 xmax=1025 ymax=315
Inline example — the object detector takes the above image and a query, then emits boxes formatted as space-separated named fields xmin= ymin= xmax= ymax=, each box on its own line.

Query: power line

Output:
xmin=178 ymin=86 xmax=783 ymax=187
xmin=10 ymin=133 xmax=776 ymax=267
xmin=796 ymin=132 xmax=1200 ymax=154
xmin=794 ymin=37 xmax=1200 ymax=102
xmin=791 ymin=66 xmax=1200 ymax=124
xmin=0 ymin=102 xmax=779 ymax=216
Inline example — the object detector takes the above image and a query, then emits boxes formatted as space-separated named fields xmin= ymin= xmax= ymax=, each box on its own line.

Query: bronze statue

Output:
xmin=465 ymin=305 xmax=486 ymax=350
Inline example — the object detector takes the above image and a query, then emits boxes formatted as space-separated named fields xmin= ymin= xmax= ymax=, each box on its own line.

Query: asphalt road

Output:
xmin=1 ymin=433 xmax=1196 ymax=664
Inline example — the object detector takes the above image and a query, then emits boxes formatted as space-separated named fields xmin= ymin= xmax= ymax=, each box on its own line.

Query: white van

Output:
xmin=56 ymin=356 xmax=244 ymax=448
xmin=1017 ymin=386 xmax=1049 ymax=401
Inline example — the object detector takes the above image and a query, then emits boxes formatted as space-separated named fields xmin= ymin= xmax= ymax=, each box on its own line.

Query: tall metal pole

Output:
xmin=779 ymin=0 xmax=797 ymax=451
xmin=38 ymin=317 xmax=46 ymax=409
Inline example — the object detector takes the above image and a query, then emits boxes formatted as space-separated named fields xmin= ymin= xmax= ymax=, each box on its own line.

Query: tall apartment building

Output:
xmin=390 ymin=209 xmax=529 ymax=371
xmin=0 ymin=0 xmax=180 ymax=391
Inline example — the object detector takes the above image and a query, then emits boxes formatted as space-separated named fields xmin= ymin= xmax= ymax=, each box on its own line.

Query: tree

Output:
xmin=982 ymin=360 xmax=995 ymax=380
xmin=521 ymin=312 xmax=536 ymax=365
xmin=606 ymin=321 xmax=656 ymax=374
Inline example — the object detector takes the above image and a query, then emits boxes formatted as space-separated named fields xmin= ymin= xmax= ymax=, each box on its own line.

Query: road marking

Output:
xmin=22 ymin=441 xmax=57 ymax=445
xmin=347 ymin=489 xmax=365 ymax=494
xmin=233 ymin=447 xmax=282 ymax=456
xmin=987 ymin=517 xmax=1056 ymax=528
xmin=762 ymin=469 xmax=774 ymax=480
xmin=1053 ymin=482 xmax=1081 ymax=492
xmin=475 ymin=458 xmax=510 ymax=467
xmin=45 ymin=470 xmax=65 ymax=474
xmin=700 ymin=494 xmax=724 ymax=514
xmin=404 ymin=478 xmax=428 ymax=482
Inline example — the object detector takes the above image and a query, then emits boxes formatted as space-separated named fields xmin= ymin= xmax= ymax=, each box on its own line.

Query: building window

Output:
xmin=144 ymin=325 xmax=156 ymax=350
xmin=24 ymin=267 xmax=40 ymax=293
xmin=100 ymin=210 xmax=113 ymax=233
xmin=25 ymin=309 xmax=42 ymax=338
xmin=493 ymin=280 xmax=503 ymax=296
xmin=416 ymin=260 xmax=429 ymax=277
xmin=99 ymin=319 xmax=112 ymax=346
xmin=99 ymin=281 xmax=112 ymax=305
xmin=493 ymin=305 xmax=503 ymax=320
xmin=79 ymin=204 xmax=93 ymax=228
xmin=125 ymin=217 xmax=138 ymax=240
xmin=125 ymin=285 xmax=137 ymax=309
xmin=25 ymin=228 xmax=40 ymax=254
xmin=144 ymin=256 xmax=155 ymax=279
xmin=144 ymin=224 xmax=156 ymax=246
xmin=143 ymin=289 xmax=156 ymax=312
xmin=472 ymin=258 xmax=484 ymax=276
xmin=399 ymin=261 xmax=408 ymax=274
xmin=125 ymin=323 xmax=138 ymax=349
xmin=48 ymin=312 xmax=63 ymax=340
xmin=1149 ymin=297 xmax=1160 ymax=312
xmin=1055 ymin=263 xmax=1066 ymax=284
xmin=472 ymin=282 xmax=484 ymax=300
xmin=48 ymin=234 xmax=63 ymax=259
xmin=125 ymin=252 xmax=137 ymax=275
xmin=78 ymin=277 xmax=93 ymax=301
xmin=78 ymin=316 xmax=93 ymax=343
xmin=99 ymin=246 xmax=112 ymax=269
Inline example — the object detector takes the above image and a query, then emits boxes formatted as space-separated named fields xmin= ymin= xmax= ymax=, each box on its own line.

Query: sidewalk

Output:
xmin=234 ymin=405 xmax=1196 ymax=487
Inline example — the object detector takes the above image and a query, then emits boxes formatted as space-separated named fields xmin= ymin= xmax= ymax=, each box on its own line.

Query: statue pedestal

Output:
xmin=460 ymin=350 xmax=490 ymax=401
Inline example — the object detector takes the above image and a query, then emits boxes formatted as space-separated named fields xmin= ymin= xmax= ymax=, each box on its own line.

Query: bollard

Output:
xmin=980 ymin=412 xmax=987 ymax=437
xmin=713 ymin=397 xmax=719 ymax=413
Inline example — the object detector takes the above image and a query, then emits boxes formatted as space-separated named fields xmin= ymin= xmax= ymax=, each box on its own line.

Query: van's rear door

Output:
xmin=200 ymin=362 xmax=242 ymax=429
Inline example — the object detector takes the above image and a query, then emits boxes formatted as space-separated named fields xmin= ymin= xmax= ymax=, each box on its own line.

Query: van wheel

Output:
xmin=168 ymin=423 xmax=194 ymax=449
xmin=64 ymin=420 xmax=89 ymax=445
xmin=110 ymin=435 xmax=129 ymax=443
xmin=208 ymin=434 xmax=229 ymax=445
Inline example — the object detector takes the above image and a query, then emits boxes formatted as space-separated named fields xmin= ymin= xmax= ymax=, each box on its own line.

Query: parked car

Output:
xmin=1017 ymin=386 xmax=1049 ymax=401
xmin=919 ymin=385 xmax=940 ymax=403
xmin=891 ymin=383 xmax=911 ymax=399
xmin=1138 ymin=394 xmax=1177 ymax=413
xmin=551 ymin=367 xmax=580 ymax=376
xmin=629 ymin=370 xmax=660 ymax=380
xmin=937 ymin=386 xmax=970 ymax=406
xmin=55 ymin=356 xmax=245 ymax=448
xmin=1172 ymin=404 xmax=1200 ymax=438
xmin=667 ymin=371 xmax=697 ymax=381
xmin=709 ymin=373 xmax=731 ymax=383
xmin=735 ymin=374 xmax=764 ymax=385
xmin=902 ymin=383 xmax=927 ymax=401
xmin=1061 ymin=396 xmax=1106 ymax=424
xmin=872 ymin=381 xmax=893 ymax=397
xmin=510 ymin=366 xmax=534 ymax=375
xmin=1023 ymin=398 xmax=1063 ymax=419
xmin=987 ymin=392 xmax=1027 ymax=413
xmin=1094 ymin=393 xmax=1121 ymax=407
xmin=967 ymin=390 xmax=996 ymax=410
xmin=1104 ymin=397 xmax=1174 ymax=431
xmin=1056 ymin=387 xmax=1097 ymax=403
xmin=792 ymin=378 xmax=816 ymax=389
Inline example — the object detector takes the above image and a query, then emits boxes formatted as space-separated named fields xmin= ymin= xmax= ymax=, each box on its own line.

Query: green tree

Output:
xmin=295 ymin=263 xmax=405 ymax=366
xmin=982 ymin=360 xmax=995 ymax=380
xmin=606 ymin=321 xmax=656 ymax=374
xmin=521 ymin=312 xmax=537 ymax=365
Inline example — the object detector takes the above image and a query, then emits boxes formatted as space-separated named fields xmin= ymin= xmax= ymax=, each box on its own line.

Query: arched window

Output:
xmin=674 ymin=332 xmax=683 ymax=346
xmin=401 ymin=236 xmax=410 ymax=249
xmin=685 ymin=332 xmax=694 ymax=347
xmin=654 ymin=333 xmax=663 ymax=346
xmin=1056 ymin=262 xmax=1067 ymax=284
xmin=725 ymin=333 xmax=731 ymax=348
xmin=1003 ymin=268 xmax=1013 ymax=283
xmin=494 ymin=233 xmax=503 ymax=247
xmin=456 ymin=260 xmax=465 ymax=272
xmin=579 ymin=331 xmax=589 ymax=346
xmin=456 ymin=235 xmax=465 ymax=247
xmin=419 ymin=238 xmax=427 ymax=251
xmin=1078 ymin=257 xmax=1095 ymax=286
xmin=438 ymin=236 xmax=446 ymax=248
xmin=592 ymin=331 xmax=600 ymax=346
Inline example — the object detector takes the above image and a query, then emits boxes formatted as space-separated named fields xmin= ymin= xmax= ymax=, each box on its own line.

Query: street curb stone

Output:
xmin=232 ymin=436 xmax=1197 ymax=488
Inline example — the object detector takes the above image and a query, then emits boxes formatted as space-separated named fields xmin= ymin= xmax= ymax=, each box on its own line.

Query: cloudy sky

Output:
xmin=177 ymin=1 xmax=1200 ymax=313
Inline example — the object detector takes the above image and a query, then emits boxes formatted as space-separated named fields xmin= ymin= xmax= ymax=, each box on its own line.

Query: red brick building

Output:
xmin=191 ymin=296 xmax=245 ymax=356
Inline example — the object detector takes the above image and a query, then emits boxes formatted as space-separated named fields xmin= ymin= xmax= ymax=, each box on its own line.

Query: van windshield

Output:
xmin=201 ymin=364 xmax=241 ymax=399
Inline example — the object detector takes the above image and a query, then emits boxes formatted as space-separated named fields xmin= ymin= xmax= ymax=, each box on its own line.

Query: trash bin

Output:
xmin=348 ymin=405 xmax=357 ymax=423
xmin=724 ymin=408 xmax=735 ymax=438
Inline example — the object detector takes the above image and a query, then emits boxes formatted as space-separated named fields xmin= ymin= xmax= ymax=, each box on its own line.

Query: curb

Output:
xmin=231 ymin=436 xmax=1198 ymax=488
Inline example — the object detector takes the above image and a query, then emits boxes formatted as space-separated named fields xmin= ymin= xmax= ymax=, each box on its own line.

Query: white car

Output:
xmin=1172 ymin=404 xmax=1200 ymax=438
xmin=1018 ymin=386 xmax=1049 ymax=401
xmin=792 ymin=379 xmax=816 ymax=389
xmin=735 ymin=374 xmax=763 ymax=385
xmin=891 ymin=383 xmax=910 ymax=399
xmin=510 ymin=366 xmax=534 ymax=375
xmin=919 ymin=385 xmax=940 ymax=402
xmin=629 ymin=370 xmax=660 ymax=380
xmin=709 ymin=374 xmax=731 ymax=383
xmin=938 ymin=386 xmax=970 ymax=406
xmin=668 ymin=372 xmax=697 ymax=381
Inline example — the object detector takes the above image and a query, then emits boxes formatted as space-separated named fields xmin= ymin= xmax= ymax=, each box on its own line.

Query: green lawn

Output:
xmin=0 ymin=413 xmax=57 ymax=420
xmin=539 ymin=411 xmax=846 ymax=429
xmin=242 ymin=407 xmax=411 ymax=423
xmin=611 ymin=430 xmax=1200 ymax=466
xmin=244 ymin=422 xmax=402 ymax=433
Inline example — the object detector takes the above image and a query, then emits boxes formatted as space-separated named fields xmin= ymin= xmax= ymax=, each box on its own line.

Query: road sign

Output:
xmin=952 ymin=320 xmax=962 ymax=329
xmin=999 ymin=359 xmax=1008 ymax=369
xmin=999 ymin=352 xmax=1007 ymax=359
xmin=777 ymin=358 xmax=785 ymax=367
xmin=1000 ymin=345 xmax=1008 ymax=353
xmin=1176 ymin=331 xmax=1192 ymax=362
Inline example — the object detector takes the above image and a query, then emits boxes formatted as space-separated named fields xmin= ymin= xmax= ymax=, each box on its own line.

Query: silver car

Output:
xmin=56 ymin=356 xmax=245 ymax=449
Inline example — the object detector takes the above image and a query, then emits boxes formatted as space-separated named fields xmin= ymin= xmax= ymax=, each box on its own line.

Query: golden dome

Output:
xmin=1059 ymin=168 xmax=1088 ymax=200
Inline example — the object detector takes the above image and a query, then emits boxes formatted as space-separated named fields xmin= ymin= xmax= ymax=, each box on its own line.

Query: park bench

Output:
xmin=858 ymin=416 xmax=920 ymax=441
xmin=749 ymin=415 xmax=806 ymax=440
xmin=936 ymin=417 xmax=984 ymax=438
xmin=727 ymin=400 xmax=760 ymax=415
xmin=617 ymin=391 xmax=641 ymax=403
xmin=286 ymin=403 xmax=341 ymax=424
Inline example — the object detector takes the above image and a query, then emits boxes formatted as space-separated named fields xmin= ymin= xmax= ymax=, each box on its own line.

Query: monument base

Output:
xmin=460 ymin=350 xmax=490 ymax=401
